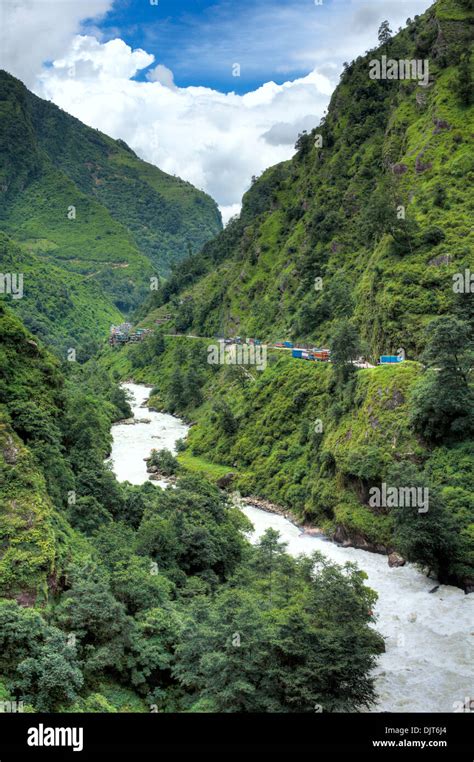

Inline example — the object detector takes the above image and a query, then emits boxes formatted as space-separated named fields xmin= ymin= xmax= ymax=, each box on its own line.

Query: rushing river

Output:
xmin=108 ymin=383 xmax=188 ymax=488
xmin=110 ymin=383 xmax=473 ymax=713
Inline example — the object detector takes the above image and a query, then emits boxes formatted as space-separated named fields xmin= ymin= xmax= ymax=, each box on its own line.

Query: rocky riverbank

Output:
xmin=241 ymin=494 xmax=405 ymax=567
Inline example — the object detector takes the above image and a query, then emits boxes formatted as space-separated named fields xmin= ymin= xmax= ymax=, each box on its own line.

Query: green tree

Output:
xmin=14 ymin=633 xmax=83 ymax=712
xmin=252 ymin=528 xmax=288 ymax=604
xmin=184 ymin=366 xmax=204 ymax=407
xmin=410 ymin=317 xmax=473 ymax=442
xmin=268 ymin=557 xmax=383 ymax=711
xmin=456 ymin=53 xmax=473 ymax=106
xmin=110 ymin=557 xmax=174 ymax=615
xmin=67 ymin=495 xmax=112 ymax=534
xmin=0 ymin=600 xmax=83 ymax=711
xmin=378 ymin=20 xmax=392 ymax=47
xmin=148 ymin=448 xmax=179 ymax=477
xmin=54 ymin=564 xmax=132 ymax=680
xmin=168 ymin=367 xmax=185 ymax=412
xmin=109 ymin=384 xmax=132 ymax=419
xmin=128 ymin=605 xmax=183 ymax=697
xmin=173 ymin=548 xmax=383 ymax=712
xmin=173 ymin=588 xmax=277 ymax=712
xmin=361 ymin=181 xmax=419 ymax=253
xmin=214 ymin=399 xmax=238 ymax=435
xmin=390 ymin=465 xmax=461 ymax=583
xmin=331 ymin=320 xmax=361 ymax=385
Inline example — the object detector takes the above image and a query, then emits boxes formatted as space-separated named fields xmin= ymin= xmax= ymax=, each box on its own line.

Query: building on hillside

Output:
xmin=109 ymin=323 xmax=152 ymax=346
xmin=109 ymin=322 xmax=132 ymax=346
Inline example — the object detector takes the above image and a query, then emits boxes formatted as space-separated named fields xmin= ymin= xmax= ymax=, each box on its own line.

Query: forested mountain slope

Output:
xmin=104 ymin=0 xmax=473 ymax=591
xmin=0 ymin=232 xmax=122 ymax=359
xmin=0 ymin=0 xmax=472 ymax=717
xmin=0 ymin=69 xmax=221 ymax=354
xmin=146 ymin=0 xmax=473 ymax=360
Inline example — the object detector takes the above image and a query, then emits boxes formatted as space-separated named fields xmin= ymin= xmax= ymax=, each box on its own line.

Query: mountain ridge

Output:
xmin=0 ymin=69 xmax=222 ymax=355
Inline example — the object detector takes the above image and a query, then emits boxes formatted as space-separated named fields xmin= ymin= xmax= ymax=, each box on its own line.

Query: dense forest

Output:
xmin=0 ymin=303 xmax=383 ymax=711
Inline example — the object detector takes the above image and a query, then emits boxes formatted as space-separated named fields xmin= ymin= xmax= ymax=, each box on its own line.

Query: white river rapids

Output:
xmin=109 ymin=383 xmax=473 ymax=713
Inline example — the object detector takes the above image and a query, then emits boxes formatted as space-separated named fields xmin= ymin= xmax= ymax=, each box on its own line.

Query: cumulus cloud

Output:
xmin=51 ymin=35 xmax=154 ymax=80
xmin=0 ymin=0 xmax=112 ymax=87
xmin=261 ymin=116 xmax=321 ymax=146
xmin=146 ymin=64 xmax=177 ymax=90
xmin=37 ymin=36 xmax=333 ymax=214
xmin=220 ymin=204 xmax=243 ymax=226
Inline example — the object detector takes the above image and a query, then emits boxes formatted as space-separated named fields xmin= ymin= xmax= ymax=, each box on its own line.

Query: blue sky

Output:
xmin=85 ymin=0 xmax=339 ymax=93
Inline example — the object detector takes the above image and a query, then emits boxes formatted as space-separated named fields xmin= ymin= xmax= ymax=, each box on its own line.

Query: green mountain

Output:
xmin=0 ymin=302 xmax=87 ymax=601
xmin=104 ymin=0 xmax=473 ymax=590
xmin=147 ymin=0 xmax=473 ymax=360
xmin=0 ymin=232 xmax=122 ymax=358
xmin=0 ymin=69 xmax=221 ymax=354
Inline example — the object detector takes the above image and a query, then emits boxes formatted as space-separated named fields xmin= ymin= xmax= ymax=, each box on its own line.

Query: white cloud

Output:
xmin=220 ymin=204 xmax=243 ymax=226
xmin=37 ymin=36 xmax=333 ymax=213
xmin=146 ymin=64 xmax=177 ymax=90
xmin=52 ymin=36 xmax=154 ymax=80
xmin=261 ymin=116 xmax=320 ymax=146
xmin=0 ymin=0 xmax=112 ymax=87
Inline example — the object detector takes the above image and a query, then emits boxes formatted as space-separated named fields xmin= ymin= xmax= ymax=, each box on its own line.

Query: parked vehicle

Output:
xmin=380 ymin=355 xmax=403 ymax=364
xmin=313 ymin=348 xmax=331 ymax=361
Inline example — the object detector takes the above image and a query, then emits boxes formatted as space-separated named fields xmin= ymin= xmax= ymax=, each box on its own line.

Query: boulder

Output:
xmin=433 ymin=118 xmax=450 ymax=133
xmin=415 ymin=152 xmax=432 ymax=174
xmin=463 ymin=578 xmax=474 ymax=595
xmin=388 ymin=552 xmax=406 ymax=568
xmin=333 ymin=525 xmax=349 ymax=544
xmin=3 ymin=435 xmax=19 ymax=465
xmin=391 ymin=162 xmax=408 ymax=175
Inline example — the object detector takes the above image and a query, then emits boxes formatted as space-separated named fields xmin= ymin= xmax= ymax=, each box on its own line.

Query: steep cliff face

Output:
xmin=148 ymin=0 xmax=473 ymax=359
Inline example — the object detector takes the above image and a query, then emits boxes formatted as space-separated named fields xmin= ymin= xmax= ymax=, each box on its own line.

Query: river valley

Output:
xmin=109 ymin=383 xmax=473 ymax=714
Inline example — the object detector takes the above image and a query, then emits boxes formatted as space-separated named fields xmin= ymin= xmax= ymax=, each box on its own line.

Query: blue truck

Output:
xmin=380 ymin=355 xmax=404 ymax=364
xmin=292 ymin=349 xmax=316 ymax=361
